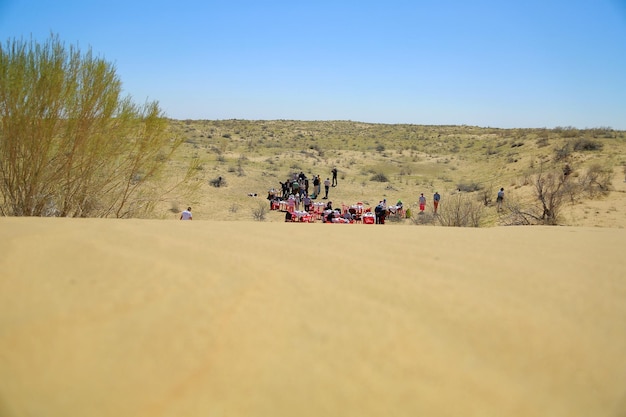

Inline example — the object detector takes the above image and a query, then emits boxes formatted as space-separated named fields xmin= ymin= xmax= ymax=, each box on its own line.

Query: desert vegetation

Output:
xmin=166 ymin=119 xmax=625 ymax=226
xmin=0 ymin=35 xmax=197 ymax=217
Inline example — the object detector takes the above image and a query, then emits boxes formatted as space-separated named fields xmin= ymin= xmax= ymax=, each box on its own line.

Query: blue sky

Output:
xmin=1 ymin=0 xmax=625 ymax=129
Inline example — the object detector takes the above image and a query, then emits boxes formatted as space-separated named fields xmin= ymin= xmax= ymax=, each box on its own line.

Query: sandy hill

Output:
xmin=160 ymin=121 xmax=626 ymax=228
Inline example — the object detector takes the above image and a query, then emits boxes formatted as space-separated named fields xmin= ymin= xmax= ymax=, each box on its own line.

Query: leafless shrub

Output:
xmin=479 ymin=184 xmax=495 ymax=206
xmin=577 ymin=164 xmax=613 ymax=197
xmin=504 ymin=169 xmax=569 ymax=225
xmin=251 ymin=202 xmax=267 ymax=221
xmin=435 ymin=194 xmax=485 ymax=227
xmin=554 ymin=143 xmax=572 ymax=161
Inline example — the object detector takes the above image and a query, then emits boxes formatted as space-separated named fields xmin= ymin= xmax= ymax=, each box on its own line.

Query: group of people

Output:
xmin=409 ymin=191 xmax=441 ymax=216
xmin=413 ymin=188 xmax=505 ymax=215
xmin=180 ymin=186 xmax=505 ymax=221
xmin=373 ymin=199 xmax=403 ymax=224
xmin=269 ymin=168 xmax=340 ymax=209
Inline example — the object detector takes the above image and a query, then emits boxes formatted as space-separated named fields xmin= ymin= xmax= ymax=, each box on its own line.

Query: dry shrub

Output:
xmin=251 ymin=202 xmax=267 ymax=221
xmin=435 ymin=194 xmax=485 ymax=227
xmin=410 ymin=211 xmax=435 ymax=225
xmin=456 ymin=182 xmax=483 ymax=192
xmin=577 ymin=164 xmax=613 ymax=197
xmin=572 ymin=138 xmax=603 ymax=152
xmin=504 ymin=169 xmax=570 ymax=225
xmin=370 ymin=172 xmax=389 ymax=182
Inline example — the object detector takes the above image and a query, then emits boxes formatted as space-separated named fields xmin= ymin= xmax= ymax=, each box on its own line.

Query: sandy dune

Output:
xmin=1 ymin=218 xmax=625 ymax=417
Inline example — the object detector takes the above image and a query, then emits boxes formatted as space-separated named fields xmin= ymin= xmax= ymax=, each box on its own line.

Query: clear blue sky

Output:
xmin=2 ymin=0 xmax=625 ymax=129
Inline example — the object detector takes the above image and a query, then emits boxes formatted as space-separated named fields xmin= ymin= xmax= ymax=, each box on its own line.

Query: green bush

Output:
xmin=0 ymin=35 xmax=193 ymax=217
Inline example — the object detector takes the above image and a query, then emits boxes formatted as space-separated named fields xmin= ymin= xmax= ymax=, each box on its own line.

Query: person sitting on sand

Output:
xmin=180 ymin=207 xmax=192 ymax=220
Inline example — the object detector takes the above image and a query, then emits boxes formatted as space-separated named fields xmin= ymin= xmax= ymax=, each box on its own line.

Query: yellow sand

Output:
xmin=1 ymin=218 xmax=625 ymax=417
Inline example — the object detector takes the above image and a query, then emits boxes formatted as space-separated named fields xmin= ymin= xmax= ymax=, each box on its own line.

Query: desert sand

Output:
xmin=1 ymin=218 xmax=625 ymax=417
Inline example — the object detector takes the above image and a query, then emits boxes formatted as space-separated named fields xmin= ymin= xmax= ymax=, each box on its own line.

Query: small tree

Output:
xmin=504 ymin=167 xmax=571 ymax=225
xmin=0 ymin=35 xmax=194 ymax=217
xmin=534 ymin=171 xmax=568 ymax=224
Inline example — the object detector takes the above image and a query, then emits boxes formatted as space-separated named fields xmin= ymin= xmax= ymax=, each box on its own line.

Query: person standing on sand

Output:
xmin=303 ymin=193 xmax=311 ymax=212
xmin=497 ymin=188 xmax=504 ymax=212
xmin=433 ymin=191 xmax=440 ymax=214
xmin=323 ymin=177 xmax=331 ymax=199
xmin=331 ymin=167 xmax=338 ymax=187
xmin=313 ymin=175 xmax=320 ymax=199
xmin=419 ymin=193 xmax=426 ymax=213
xmin=180 ymin=207 xmax=192 ymax=220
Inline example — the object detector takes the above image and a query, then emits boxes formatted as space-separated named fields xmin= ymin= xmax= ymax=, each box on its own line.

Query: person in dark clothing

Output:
xmin=323 ymin=178 xmax=331 ymax=199
xmin=312 ymin=175 xmax=320 ymax=199
xmin=331 ymin=167 xmax=338 ymax=186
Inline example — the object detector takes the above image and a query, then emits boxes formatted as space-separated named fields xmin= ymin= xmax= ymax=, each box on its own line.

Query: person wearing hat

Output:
xmin=433 ymin=191 xmax=440 ymax=214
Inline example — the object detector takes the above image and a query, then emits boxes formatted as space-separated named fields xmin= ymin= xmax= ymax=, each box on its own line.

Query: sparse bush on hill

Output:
xmin=553 ymin=143 xmax=572 ymax=161
xmin=371 ymin=173 xmax=389 ymax=182
xmin=505 ymin=168 xmax=570 ymax=225
xmin=555 ymin=126 xmax=580 ymax=138
xmin=457 ymin=182 xmax=483 ymax=192
xmin=577 ymin=164 xmax=613 ymax=197
xmin=505 ymin=163 xmax=613 ymax=226
xmin=572 ymin=138 xmax=603 ymax=151
xmin=0 ymin=35 xmax=195 ymax=217
xmin=588 ymin=127 xmax=615 ymax=138
xmin=251 ymin=202 xmax=267 ymax=221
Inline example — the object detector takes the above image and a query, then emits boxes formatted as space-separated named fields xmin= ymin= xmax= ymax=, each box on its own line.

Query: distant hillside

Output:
xmin=162 ymin=120 xmax=626 ymax=227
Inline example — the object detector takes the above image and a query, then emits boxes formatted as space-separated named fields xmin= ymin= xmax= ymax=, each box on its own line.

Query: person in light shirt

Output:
xmin=180 ymin=207 xmax=192 ymax=220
